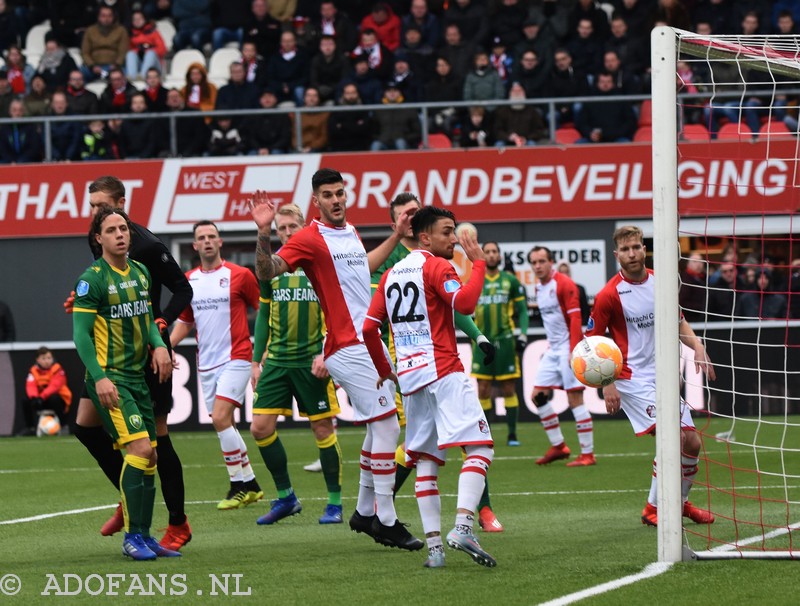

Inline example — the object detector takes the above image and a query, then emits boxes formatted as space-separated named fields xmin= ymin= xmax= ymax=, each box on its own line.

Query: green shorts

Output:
xmin=471 ymin=334 xmax=520 ymax=381
xmin=253 ymin=362 xmax=340 ymax=421
xmin=86 ymin=372 xmax=156 ymax=448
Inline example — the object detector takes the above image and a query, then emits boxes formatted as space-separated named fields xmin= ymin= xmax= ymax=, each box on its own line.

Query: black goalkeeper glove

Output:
xmin=514 ymin=330 xmax=528 ymax=354
xmin=477 ymin=335 xmax=495 ymax=365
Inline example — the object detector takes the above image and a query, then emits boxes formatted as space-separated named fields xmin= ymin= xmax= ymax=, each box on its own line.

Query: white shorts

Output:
xmin=534 ymin=348 xmax=584 ymax=392
xmin=325 ymin=343 xmax=397 ymax=424
xmin=199 ymin=359 xmax=252 ymax=415
xmin=405 ymin=372 xmax=493 ymax=465
xmin=615 ymin=377 xmax=696 ymax=436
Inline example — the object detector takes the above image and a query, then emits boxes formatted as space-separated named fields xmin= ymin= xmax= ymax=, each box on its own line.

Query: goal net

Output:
xmin=651 ymin=27 xmax=800 ymax=561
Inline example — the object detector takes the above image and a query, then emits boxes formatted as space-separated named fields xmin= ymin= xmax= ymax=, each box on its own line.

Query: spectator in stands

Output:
xmin=614 ymin=0 xmax=653 ymax=37
xmin=732 ymin=1 xmax=771 ymax=34
xmin=208 ymin=115 xmax=245 ymax=156
xmin=50 ymin=0 xmax=95 ymax=48
xmin=181 ymin=62 xmax=217 ymax=116
xmin=603 ymin=50 xmax=642 ymax=95
xmin=708 ymin=262 xmax=742 ymax=319
xmin=460 ymin=105 xmax=494 ymax=148
xmin=360 ymin=2 xmax=401 ymax=52
xmin=492 ymin=82 xmax=548 ymax=147
xmin=0 ymin=0 xmax=16 ymax=50
xmin=266 ymin=30 xmax=309 ymax=106
xmin=37 ymin=36 xmax=78 ymax=93
xmin=164 ymin=87 xmax=210 ymax=157
xmin=23 ymin=74 xmax=50 ymax=116
xmin=709 ymin=242 xmax=739 ymax=285
xmin=399 ymin=24 xmax=434 ymax=79
xmin=774 ymin=9 xmax=799 ymax=34
xmin=99 ymin=67 xmax=137 ymax=113
xmin=0 ymin=99 xmax=41 ymax=163
xmin=567 ymin=17 xmax=604 ymax=77
xmin=388 ymin=52 xmax=423 ymax=103
xmin=290 ymin=14 xmax=316 ymax=50
xmin=424 ymin=56 xmax=462 ymax=139
xmin=514 ymin=15 xmax=556 ymax=78
xmin=172 ymin=0 xmax=211 ymax=51
xmin=679 ymin=253 xmax=708 ymax=323
xmin=789 ymin=259 xmax=800 ymax=319
xmin=48 ymin=91 xmax=83 ymax=162
xmin=439 ymin=23 xmax=475 ymax=82
xmin=309 ymin=35 xmax=347 ymax=105
xmin=370 ymin=81 xmax=420 ymax=151
xmin=569 ymin=0 xmax=611 ymax=41
xmin=242 ymin=87 xmax=291 ymax=154
xmin=117 ymin=92 xmax=158 ymax=158
xmin=215 ymin=61 xmax=260 ymax=116
xmin=65 ymin=70 xmax=99 ymax=116
xmin=736 ymin=268 xmax=788 ymax=319
xmin=243 ymin=0 xmax=283 ymax=58
xmin=269 ymin=0 xmax=296 ymax=22
xmin=5 ymin=45 xmax=34 ymax=95
xmin=309 ymin=0 xmax=358 ymax=55
xmin=80 ymin=119 xmax=116 ymax=160
xmin=239 ymin=41 xmax=265 ymax=87
xmin=443 ymin=0 xmax=489 ymax=50
xmin=18 ymin=346 xmax=72 ymax=436
xmin=694 ymin=0 xmax=735 ymax=34
xmin=402 ymin=0 xmax=439 ymax=49
xmin=463 ymin=48 xmax=506 ymax=110
xmin=557 ymin=261 xmax=590 ymax=324
xmin=351 ymin=28 xmax=394 ymax=82
xmin=0 ymin=70 xmax=12 ymax=117
xmin=338 ymin=53 xmax=382 ymax=105
xmin=515 ymin=50 xmax=548 ymax=99
xmin=81 ymin=5 xmax=129 ymax=82
xmin=576 ymin=71 xmax=637 ymax=143
xmin=142 ymin=67 xmax=168 ymax=112
xmin=738 ymin=10 xmax=760 ymax=35
xmin=548 ymin=48 xmax=589 ymax=126
xmin=48 ymin=91 xmax=83 ymax=161
xmin=606 ymin=15 xmax=646 ymax=77
xmin=212 ymin=0 xmax=251 ymax=50
xmin=290 ymin=86 xmax=329 ymax=152
xmin=655 ymin=0 xmax=692 ymax=31
xmin=488 ymin=36 xmax=513 ymax=92
xmin=489 ymin=0 xmax=527 ymax=48
xmin=125 ymin=9 xmax=166 ymax=80
xmin=328 ymin=82 xmax=372 ymax=151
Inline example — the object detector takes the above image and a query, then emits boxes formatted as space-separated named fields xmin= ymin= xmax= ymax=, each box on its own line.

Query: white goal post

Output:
xmin=651 ymin=26 xmax=800 ymax=562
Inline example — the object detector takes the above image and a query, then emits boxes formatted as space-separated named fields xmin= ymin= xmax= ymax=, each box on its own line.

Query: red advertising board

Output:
xmin=1 ymin=142 xmax=796 ymax=239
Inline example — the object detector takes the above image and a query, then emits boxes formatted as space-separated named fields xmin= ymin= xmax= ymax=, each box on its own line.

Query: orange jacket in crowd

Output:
xmin=26 ymin=362 xmax=72 ymax=411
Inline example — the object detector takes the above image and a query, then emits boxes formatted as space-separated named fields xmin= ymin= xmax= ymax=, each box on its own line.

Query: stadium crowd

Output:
xmin=1 ymin=0 xmax=799 ymax=161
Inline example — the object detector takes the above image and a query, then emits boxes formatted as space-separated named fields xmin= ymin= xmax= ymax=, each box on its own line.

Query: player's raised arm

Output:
xmin=679 ymin=318 xmax=716 ymax=381
xmin=250 ymin=190 xmax=290 ymax=281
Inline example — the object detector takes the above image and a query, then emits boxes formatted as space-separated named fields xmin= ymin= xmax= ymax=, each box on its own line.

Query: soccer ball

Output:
xmin=571 ymin=336 xmax=623 ymax=388
xmin=36 ymin=414 xmax=61 ymax=437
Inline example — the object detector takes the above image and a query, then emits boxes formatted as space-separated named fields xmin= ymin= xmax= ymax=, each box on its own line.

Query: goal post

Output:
xmin=651 ymin=26 xmax=800 ymax=561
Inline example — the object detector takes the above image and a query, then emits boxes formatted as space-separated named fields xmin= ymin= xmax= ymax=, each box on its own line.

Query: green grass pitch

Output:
xmin=1 ymin=417 xmax=798 ymax=605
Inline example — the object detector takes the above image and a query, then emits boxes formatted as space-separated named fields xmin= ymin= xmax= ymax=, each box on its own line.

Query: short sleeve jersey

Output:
xmin=368 ymin=249 xmax=465 ymax=395
xmin=535 ymin=270 xmax=583 ymax=354
xmin=474 ymin=270 xmax=526 ymax=340
xmin=260 ymin=268 xmax=324 ymax=367
xmin=73 ymin=258 xmax=155 ymax=379
xmin=178 ymin=261 xmax=259 ymax=371
xmin=586 ymin=270 xmax=655 ymax=382
xmin=276 ymin=219 xmax=371 ymax=358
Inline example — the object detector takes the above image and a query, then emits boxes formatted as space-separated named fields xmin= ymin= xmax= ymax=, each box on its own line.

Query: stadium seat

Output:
xmin=208 ymin=48 xmax=242 ymax=83
xmin=681 ymin=124 xmax=711 ymax=141
xmin=638 ymin=100 xmax=652 ymax=126
xmin=555 ymin=127 xmax=582 ymax=144
xmin=67 ymin=47 xmax=83 ymax=68
xmin=426 ymin=133 xmax=452 ymax=149
xmin=156 ymin=19 xmax=176 ymax=53
xmin=758 ymin=120 xmax=794 ymax=139
xmin=24 ymin=23 xmax=50 ymax=67
xmin=717 ymin=122 xmax=752 ymax=141
xmin=633 ymin=126 xmax=652 ymax=142
xmin=165 ymin=49 xmax=206 ymax=89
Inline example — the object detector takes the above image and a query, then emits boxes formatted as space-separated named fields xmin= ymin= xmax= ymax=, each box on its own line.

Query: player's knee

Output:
xmin=533 ymin=390 xmax=552 ymax=407
xmin=310 ymin=418 xmax=334 ymax=441
xmin=682 ymin=430 xmax=701 ymax=456
xmin=464 ymin=444 xmax=494 ymax=465
xmin=250 ymin=415 xmax=276 ymax=441
xmin=127 ymin=439 xmax=154 ymax=460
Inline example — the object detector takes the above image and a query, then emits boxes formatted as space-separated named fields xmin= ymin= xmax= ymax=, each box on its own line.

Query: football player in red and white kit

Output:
xmin=529 ymin=246 xmax=595 ymax=467
xmin=170 ymin=221 xmax=264 ymax=511
xmin=249 ymin=168 xmax=423 ymax=551
xmin=586 ymin=225 xmax=716 ymax=526
xmin=364 ymin=206 xmax=497 ymax=569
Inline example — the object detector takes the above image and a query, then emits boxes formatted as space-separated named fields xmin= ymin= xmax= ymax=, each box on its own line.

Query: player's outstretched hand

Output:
xmin=376 ymin=371 xmax=398 ymax=390
xmin=96 ymin=377 xmax=119 ymax=410
xmin=602 ymin=382 xmax=621 ymax=415
xmin=63 ymin=290 xmax=76 ymax=314
xmin=694 ymin=343 xmax=716 ymax=381
xmin=477 ymin=335 xmax=495 ymax=365
xmin=152 ymin=346 xmax=173 ymax=383
xmin=458 ymin=228 xmax=484 ymax=263
xmin=311 ymin=355 xmax=330 ymax=379
xmin=249 ymin=190 xmax=276 ymax=231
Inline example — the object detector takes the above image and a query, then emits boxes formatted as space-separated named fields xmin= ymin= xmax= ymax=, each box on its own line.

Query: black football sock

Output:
xmin=74 ymin=424 xmax=123 ymax=491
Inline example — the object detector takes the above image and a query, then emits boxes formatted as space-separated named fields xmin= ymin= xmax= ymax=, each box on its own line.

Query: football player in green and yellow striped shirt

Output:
xmin=72 ymin=207 xmax=176 ymax=561
xmin=250 ymin=203 xmax=343 ymax=525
